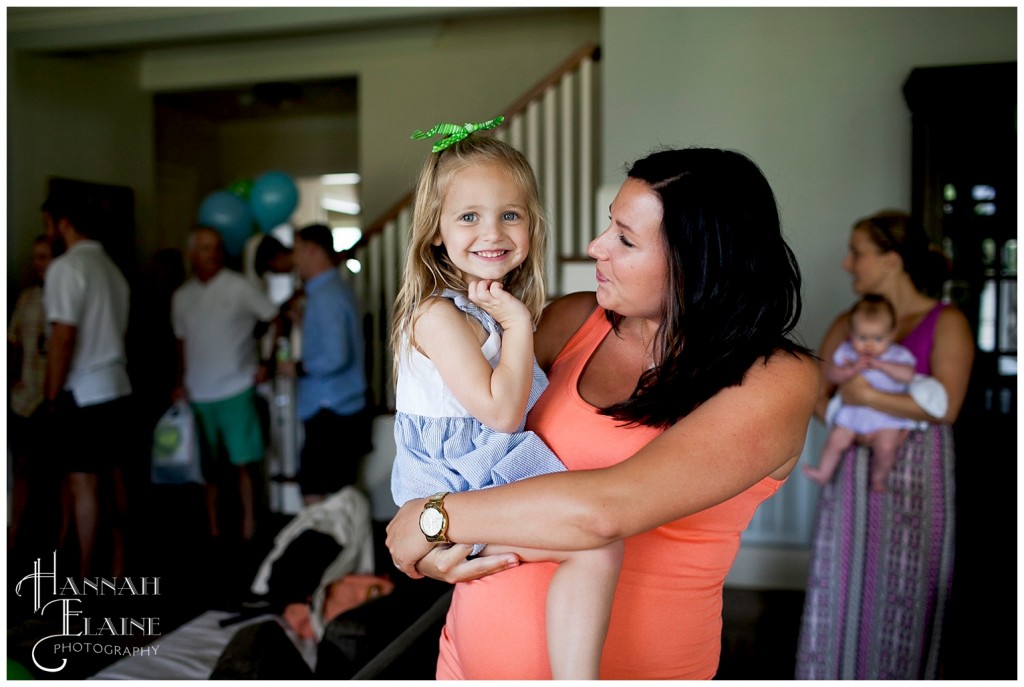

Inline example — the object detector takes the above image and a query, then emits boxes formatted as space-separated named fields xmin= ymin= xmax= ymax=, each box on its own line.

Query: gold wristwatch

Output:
xmin=419 ymin=492 xmax=450 ymax=543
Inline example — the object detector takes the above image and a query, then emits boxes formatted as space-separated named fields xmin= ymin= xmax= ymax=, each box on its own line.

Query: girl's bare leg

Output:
xmin=484 ymin=541 xmax=623 ymax=679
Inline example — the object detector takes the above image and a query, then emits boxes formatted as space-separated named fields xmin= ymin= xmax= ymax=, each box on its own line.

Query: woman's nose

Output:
xmin=841 ymin=252 xmax=853 ymax=273
xmin=587 ymin=228 xmax=609 ymax=259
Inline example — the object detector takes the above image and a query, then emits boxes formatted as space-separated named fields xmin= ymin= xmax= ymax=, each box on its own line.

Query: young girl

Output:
xmin=389 ymin=119 xmax=622 ymax=679
xmin=803 ymin=294 xmax=918 ymax=492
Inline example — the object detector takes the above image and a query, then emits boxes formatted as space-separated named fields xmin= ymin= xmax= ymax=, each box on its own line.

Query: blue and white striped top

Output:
xmin=390 ymin=289 xmax=565 ymax=508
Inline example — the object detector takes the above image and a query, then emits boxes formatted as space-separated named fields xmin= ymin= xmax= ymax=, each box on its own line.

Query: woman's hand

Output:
xmin=386 ymin=497 xmax=522 ymax=581
xmin=416 ymin=545 xmax=520 ymax=583
xmin=837 ymin=374 xmax=876 ymax=406
xmin=386 ymin=498 xmax=434 ymax=578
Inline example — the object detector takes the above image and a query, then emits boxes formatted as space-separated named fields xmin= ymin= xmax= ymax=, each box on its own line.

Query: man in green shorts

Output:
xmin=172 ymin=226 xmax=279 ymax=541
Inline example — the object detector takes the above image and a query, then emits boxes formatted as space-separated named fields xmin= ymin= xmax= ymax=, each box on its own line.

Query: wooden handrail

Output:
xmin=500 ymin=42 xmax=599 ymax=120
xmin=355 ymin=42 xmax=601 ymax=247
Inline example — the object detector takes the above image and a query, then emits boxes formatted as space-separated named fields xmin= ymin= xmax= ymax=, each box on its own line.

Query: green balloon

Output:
xmin=227 ymin=178 xmax=254 ymax=200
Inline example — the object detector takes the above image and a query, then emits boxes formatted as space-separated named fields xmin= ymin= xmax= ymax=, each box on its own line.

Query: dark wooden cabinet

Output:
xmin=903 ymin=62 xmax=1016 ymax=414
xmin=903 ymin=61 xmax=1016 ymax=679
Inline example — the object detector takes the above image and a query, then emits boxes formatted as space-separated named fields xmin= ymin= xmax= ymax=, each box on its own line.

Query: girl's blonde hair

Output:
xmin=390 ymin=135 xmax=548 ymax=380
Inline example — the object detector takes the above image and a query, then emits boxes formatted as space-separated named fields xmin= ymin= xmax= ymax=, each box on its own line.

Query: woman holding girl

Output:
xmin=388 ymin=142 xmax=820 ymax=679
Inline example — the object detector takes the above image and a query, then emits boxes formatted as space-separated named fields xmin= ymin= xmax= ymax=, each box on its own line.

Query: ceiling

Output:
xmin=8 ymin=6 xmax=559 ymax=121
xmin=6 ymin=6 xmax=536 ymax=55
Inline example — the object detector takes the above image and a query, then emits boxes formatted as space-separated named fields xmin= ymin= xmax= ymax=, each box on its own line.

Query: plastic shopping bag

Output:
xmin=151 ymin=400 xmax=204 ymax=485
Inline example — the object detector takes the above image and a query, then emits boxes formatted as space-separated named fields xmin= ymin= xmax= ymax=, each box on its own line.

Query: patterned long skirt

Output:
xmin=795 ymin=424 xmax=956 ymax=679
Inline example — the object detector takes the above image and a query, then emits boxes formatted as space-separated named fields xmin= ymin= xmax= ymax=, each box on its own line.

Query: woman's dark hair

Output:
xmin=603 ymin=147 xmax=811 ymax=428
xmin=853 ymin=209 xmax=948 ymax=298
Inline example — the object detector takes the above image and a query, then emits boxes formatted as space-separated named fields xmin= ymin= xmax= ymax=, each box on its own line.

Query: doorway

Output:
xmin=153 ymin=76 xmax=359 ymax=258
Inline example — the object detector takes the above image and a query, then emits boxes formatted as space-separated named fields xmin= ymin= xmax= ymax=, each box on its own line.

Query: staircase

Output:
xmin=347 ymin=43 xmax=602 ymax=411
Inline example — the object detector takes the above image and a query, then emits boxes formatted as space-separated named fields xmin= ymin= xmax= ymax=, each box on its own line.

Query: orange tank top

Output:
xmin=437 ymin=307 xmax=784 ymax=679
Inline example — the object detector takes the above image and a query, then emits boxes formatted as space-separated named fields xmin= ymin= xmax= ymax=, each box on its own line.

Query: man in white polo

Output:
xmin=42 ymin=188 xmax=133 ymax=577
xmin=172 ymin=226 xmax=279 ymax=543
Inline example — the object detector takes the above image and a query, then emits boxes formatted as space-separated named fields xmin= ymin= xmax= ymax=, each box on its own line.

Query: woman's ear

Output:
xmin=882 ymin=249 xmax=904 ymax=274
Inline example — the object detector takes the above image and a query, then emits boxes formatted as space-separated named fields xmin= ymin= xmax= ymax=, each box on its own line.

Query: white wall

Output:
xmin=7 ymin=51 xmax=156 ymax=296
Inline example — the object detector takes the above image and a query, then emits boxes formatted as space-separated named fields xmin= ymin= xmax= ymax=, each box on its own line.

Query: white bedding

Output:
xmin=88 ymin=611 xmax=316 ymax=680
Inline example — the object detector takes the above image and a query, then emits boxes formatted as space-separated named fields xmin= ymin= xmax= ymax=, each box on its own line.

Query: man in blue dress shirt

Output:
xmin=279 ymin=224 xmax=371 ymax=505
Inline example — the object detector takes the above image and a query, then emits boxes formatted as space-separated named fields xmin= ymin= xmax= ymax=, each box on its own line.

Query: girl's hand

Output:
xmin=415 ymin=545 xmax=521 ymax=583
xmin=467 ymin=280 xmax=532 ymax=332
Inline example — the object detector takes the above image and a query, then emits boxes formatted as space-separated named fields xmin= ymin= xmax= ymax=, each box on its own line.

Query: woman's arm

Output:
xmin=814 ymin=314 xmax=851 ymax=422
xmin=926 ymin=307 xmax=974 ymax=422
xmin=838 ymin=308 xmax=974 ymax=424
xmin=388 ymin=348 xmax=820 ymax=572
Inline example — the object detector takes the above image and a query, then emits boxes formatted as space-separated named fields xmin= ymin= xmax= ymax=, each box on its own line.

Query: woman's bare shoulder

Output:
xmin=739 ymin=349 xmax=822 ymax=430
xmin=767 ymin=348 xmax=822 ymax=389
xmin=937 ymin=302 xmax=972 ymax=331
xmin=545 ymin=291 xmax=599 ymax=322
xmin=535 ymin=292 xmax=599 ymax=368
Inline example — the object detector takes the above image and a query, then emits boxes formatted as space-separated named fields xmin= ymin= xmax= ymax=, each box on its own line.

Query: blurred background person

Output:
xmin=41 ymin=189 xmax=133 ymax=577
xmin=7 ymin=235 xmax=55 ymax=551
xmin=172 ymin=226 xmax=279 ymax=543
xmin=276 ymin=224 xmax=370 ymax=506
xmin=795 ymin=210 xmax=974 ymax=679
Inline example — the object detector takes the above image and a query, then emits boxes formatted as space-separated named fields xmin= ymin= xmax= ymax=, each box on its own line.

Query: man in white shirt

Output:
xmin=41 ymin=189 xmax=132 ymax=577
xmin=172 ymin=226 xmax=279 ymax=542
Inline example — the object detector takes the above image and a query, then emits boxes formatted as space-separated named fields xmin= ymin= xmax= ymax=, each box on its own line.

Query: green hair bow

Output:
xmin=410 ymin=116 xmax=505 ymax=153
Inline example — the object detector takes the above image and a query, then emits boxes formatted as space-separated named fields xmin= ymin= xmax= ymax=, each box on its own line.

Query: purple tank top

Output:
xmin=898 ymin=303 xmax=944 ymax=375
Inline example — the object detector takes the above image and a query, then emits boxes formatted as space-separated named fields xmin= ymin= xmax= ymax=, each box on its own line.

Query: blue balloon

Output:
xmin=198 ymin=190 xmax=254 ymax=257
xmin=250 ymin=171 xmax=299 ymax=232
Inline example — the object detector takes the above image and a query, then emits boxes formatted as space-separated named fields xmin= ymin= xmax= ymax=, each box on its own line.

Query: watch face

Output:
xmin=420 ymin=507 xmax=444 ymax=537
